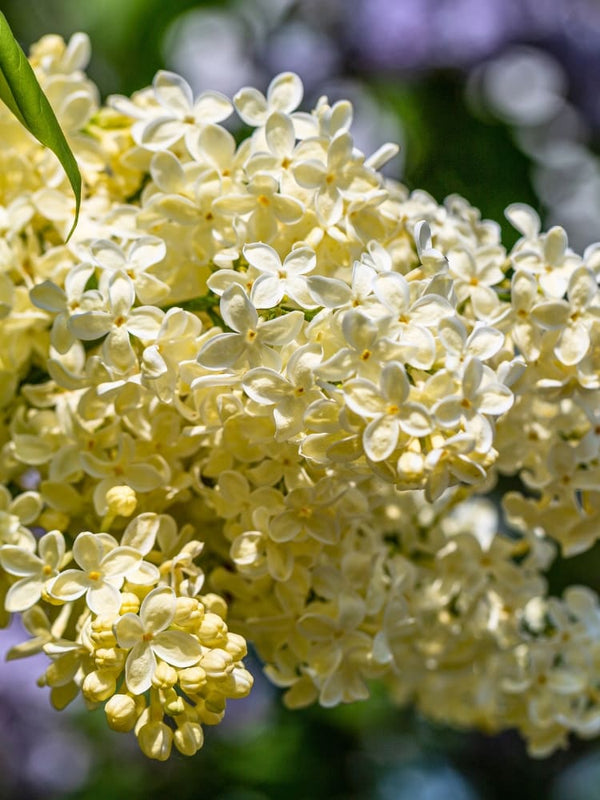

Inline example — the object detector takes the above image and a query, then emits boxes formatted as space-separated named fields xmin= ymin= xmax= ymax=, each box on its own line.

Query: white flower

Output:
xmin=132 ymin=70 xmax=232 ymax=152
xmin=114 ymin=586 xmax=202 ymax=694
xmin=89 ymin=238 xmax=169 ymax=305
xmin=50 ymin=532 xmax=142 ymax=616
xmin=530 ymin=266 xmax=600 ymax=366
xmin=245 ymin=242 xmax=317 ymax=309
xmin=447 ymin=246 xmax=506 ymax=320
xmin=344 ymin=362 xmax=433 ymax=462
xmin=434 ymin=358 xmax=513 ymax=452
xmin=197 ymin=284 xmax=304 ymax=371
xmin=438 ymin=317 xmax=504 ymax=373
xmin=234 ymin=72 xmax=303 ymax=128
xmin=0 ymin=530 xmax=65 ymax=612
xmin=316 ymin=309 xmax=398 ymax=382
xmin=214 ymin=172 xmax=303 ymax=242
xmin=510 ymin=270 xmax=544 ymax=360
xmin=69 ymin=270 xmax=164 ymax=372
xmin=243 ymin=111 xmax=300 ymax=186
xmin=292 ymin=131 xmax=366 ymax=227
xmin=512 ymin=224 xmax=580 ymax=299
xmin=373 ymin=271 xmax=454 ymax=369
xmin=242 ymin=343 xmax=323 ymax=438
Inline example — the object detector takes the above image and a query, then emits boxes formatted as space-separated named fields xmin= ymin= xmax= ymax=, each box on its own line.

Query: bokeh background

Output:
xmin=2 ymin=1 xmax=600 ymax=798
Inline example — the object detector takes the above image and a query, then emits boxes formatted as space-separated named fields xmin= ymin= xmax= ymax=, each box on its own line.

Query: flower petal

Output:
xmin=265 ymin=111 xmax=295 ymax=157
xmin=121 ymin=514 xmax=160 ymax=555
xmin=0 ymin=546 xmax=41 ymax=577
xmin=344 ymin=379 xmax=383 ymax=418
xmin=251 ymin=274 xmax=284 ymax=309
xmin=38 ymin=531 xmax=65 ymax=569
xmin=73 ymin=532 xmax=102 ymax=571
xmin=152 ymin=630 xmax=202 ymax=667
xmin=140 ymin=586 xmax=176 ymax=633
xmin=126 ymin=640 xmax=156 ymax=694
xmin=363 ymin=415 xmax=400 ymax=462
xmin=87 ymin=582 xmax=122 ymax=616
xmin=5 ymin=577 xmax=42 ymax=612
xmin=555 ymin=322 xmax=590 ymax=366
xmin=192 ymin=91 xmax=232 ymax=124
xmin=221 ymin=284 xmax=257 ymax=333
xmin=243 ymin=368 xmax=288 ymax=404
xmin=234 ymin=87 xmax=268 ymax=126
xmin=267 ymin=72 xmax=303 ymax=114
xmin=115 ymin=612 xmax=145 ymax=648
xmin=259 ymin=311 xmax=304 ymax=346
xmin=381 ymin=362 xmax=409 ymax=405
xmin=154 ymin=70 xmax=193 ymax=115
xmin=243 ymin=242 xmax=281 ymax=274
xmin=101 ymin=547 xmax=142 ymax=578
xmin=50 ymin=569 xmax=88 ymax=602
xmin=197 ymin=333 xmax=246 ymax=370
xmin=397 ymin=403 xmax=433 ymax=437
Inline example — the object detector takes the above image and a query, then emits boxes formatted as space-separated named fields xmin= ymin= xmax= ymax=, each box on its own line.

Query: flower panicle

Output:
xmin=1 ymin=32 xmax=600 ymax=760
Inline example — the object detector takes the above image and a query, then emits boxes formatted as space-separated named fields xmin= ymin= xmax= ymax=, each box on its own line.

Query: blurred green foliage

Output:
xmin=373 ymin=74 xmax=540 ymax=248
xmin=61 ymin=674 xmax=600 ymax=800
xmin=3 ymin=0 xmax=208 ymax=95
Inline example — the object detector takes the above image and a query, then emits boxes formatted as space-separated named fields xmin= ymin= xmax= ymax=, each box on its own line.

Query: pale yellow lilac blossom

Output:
xmin=2 ymin=35 xmax=600 ymax=763
xmin=0 ymin=530 xmax=66 ymax=612
xmin=114 ymin=586 xmax=202 ymax=694
xmin=49 ymin=532 xmax=142 ymax=615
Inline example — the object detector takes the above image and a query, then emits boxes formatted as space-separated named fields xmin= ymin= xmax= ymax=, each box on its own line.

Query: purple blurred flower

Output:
xmin=345 ymin=0 xmax=521 ymax=70
xmin=346 ymin=0 xmax=600 ymax=82
xmin=0 ymin=621 xmax=91 ymax=799
xmin=264 ymin=21 xmax=341 ymax=91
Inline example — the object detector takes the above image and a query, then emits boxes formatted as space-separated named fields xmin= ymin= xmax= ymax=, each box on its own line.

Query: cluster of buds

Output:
xmin=6 ymin=514 xmax=252 ymax=760
xmin=0 ymin=32 xmax=600 ymax=759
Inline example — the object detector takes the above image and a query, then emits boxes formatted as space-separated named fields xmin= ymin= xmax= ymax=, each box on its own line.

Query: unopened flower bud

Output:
xmin=90 ymin=618 xmax=117 ymax=648
xmin=174 ymin=597 xmax=204 ymax=628
xmin=195 ymin=696 xmax=225 ymax=726
xmin=229 ymin=667 xmax=254 ymax=698
xmin=152 ymin=661 xmax=178 ymax=689
xmin=224 ymin=632 xmax=247 ymax=661
xmin=161 ymin=686 xmax=185 ymax=716
xmin=119 ymin=591 xmax=141 ymax=615
xmin=197 ymin=612 xmax=228 ymax=646
xmin=83 ymin=669 xmax=116 ymax=702
xmin=137 ymin=721 xmax=173 ymax=761
xmin=174 ymin=721 xmax=204 ymax=756
xmin=204 ymin=692 xmax=226 ymax=717
xmin=179 ymin=666 xmax=207 ymax=694
xmin=105 ymin=485 xmax=138 ymax=518
xmin=201 ymin=593 xmax=228 ymax=618
xmin=94 ymin=647 xmax=125 ymax=671
xmin=200 ymin=648 xmax=232 ymax=679
xmin=105 ymin=693 xmax=138 ymax=732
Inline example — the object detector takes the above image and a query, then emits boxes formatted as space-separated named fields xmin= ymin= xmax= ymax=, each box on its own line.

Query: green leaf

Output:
xmin=0 ymin=13 xmax=81 ymax=240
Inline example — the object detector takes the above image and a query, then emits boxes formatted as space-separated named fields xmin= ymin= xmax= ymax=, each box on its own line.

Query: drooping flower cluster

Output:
xmin=2 ymin=32 xmax=600 ymax=760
